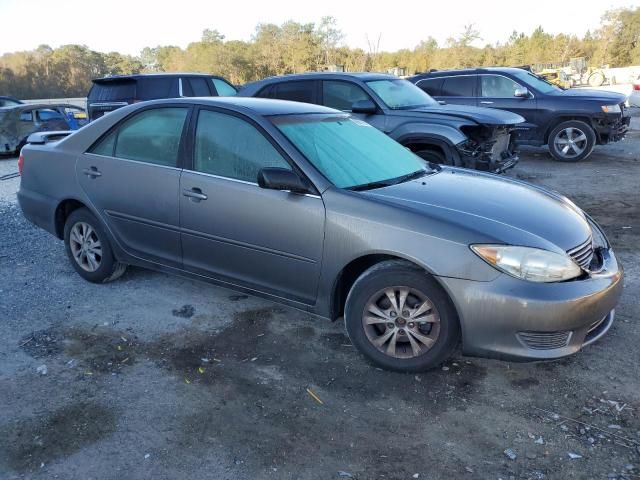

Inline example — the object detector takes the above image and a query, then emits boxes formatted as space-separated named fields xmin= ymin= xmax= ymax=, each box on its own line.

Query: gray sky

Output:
xmin=1 ymin=0 xmax=638 ymax=56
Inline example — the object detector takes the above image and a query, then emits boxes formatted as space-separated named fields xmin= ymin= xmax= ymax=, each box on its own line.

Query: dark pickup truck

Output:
xmin=239 ymin=73 xmax=524 ymax=172
xmin=409 ymin=67 xmax=631 ymax=162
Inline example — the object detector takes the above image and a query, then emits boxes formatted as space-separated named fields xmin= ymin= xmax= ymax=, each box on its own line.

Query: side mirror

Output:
xmin=258 ymin=168 xmax=312 ymax=194
xmin=514 ymin=87 xmax=529 ymax=98
xmin=351 ymin=99 xmax=377 ymax=114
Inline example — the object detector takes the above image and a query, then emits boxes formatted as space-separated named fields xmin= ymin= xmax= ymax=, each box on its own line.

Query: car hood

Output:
xmin=398 ymin=104 xmax=525 ymax=126
xmin=556 ymin=88 xmax=627 ymax=103
xmin=363 ymin=168 xmax=592 ymax=252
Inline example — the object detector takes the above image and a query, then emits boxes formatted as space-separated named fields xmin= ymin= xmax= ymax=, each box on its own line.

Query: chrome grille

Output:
xmin=567 ymin=236 xmax=594 ymax=270
xmin=518 ymin=331 xmax=572 ymax=350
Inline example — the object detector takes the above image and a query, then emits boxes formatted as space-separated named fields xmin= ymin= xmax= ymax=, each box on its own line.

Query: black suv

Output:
xmin=239 ymin=73 xmax=524 ymax=172
xmin=409 ymin=67 xmax=631 ymax=162
xmin=87 ymin=73 xmax=237 ymax=121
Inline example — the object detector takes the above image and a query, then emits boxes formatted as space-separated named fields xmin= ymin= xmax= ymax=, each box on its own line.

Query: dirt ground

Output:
xmin=1 ymin=118 xmax=639 ymax=480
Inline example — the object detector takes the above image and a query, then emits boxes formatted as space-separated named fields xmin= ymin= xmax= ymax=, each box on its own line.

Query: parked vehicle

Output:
xmin=239 ymin=73 xmax=523 ymax=173
xmin=0 ymin=96 xmax=23 ymax=108
xmin=409 ymin=67 xmax=631 ymax=162
xmin=630 ymin=75 xmax=640 ymax=108
xmin=1 ymin=103 xmax=87 ymax=156
xmin=87 ymin=73 xmax=237 ymax=121
xmin=18 ymin=97 xmax=622 ymax=371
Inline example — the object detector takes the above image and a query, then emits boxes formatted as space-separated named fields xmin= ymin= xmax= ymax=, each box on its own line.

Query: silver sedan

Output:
xmin=17 ymin=97 xmax=623 ymax=371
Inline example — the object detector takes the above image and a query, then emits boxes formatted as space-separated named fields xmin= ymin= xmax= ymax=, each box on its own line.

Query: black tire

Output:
xmin=63 ymin=208 xmax=127 ymax=283
xmin=548 ymin=120 xmax=596 ymax=162
xmin=344 ymin=260 xmax=460 ymax=372
xmin=414 ymin=148 xmax=451 ymax=166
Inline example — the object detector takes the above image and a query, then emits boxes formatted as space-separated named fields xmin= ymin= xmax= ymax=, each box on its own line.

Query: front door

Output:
xmin=478 ymin=74 xmax=538 ymax=141
xmin=180 ymin=108 xmax=325 ymax=304
xmin=77 ymin=106 xmax=189 ymax=267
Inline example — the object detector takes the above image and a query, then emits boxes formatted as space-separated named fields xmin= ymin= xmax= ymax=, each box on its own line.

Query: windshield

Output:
xmin=274 ymin=115 xmax=429 ymax=189
xmin=512 ymin=71 xmax=562 ymax=94
xmin=366 ymin=79 xmax=439 ymax=109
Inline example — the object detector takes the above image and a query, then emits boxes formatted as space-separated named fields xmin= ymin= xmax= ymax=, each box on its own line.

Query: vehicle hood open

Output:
xmin=400 ymin=104 xmax=525 ymax=126
xmin=363 ymin=168 xmax=592 ymax=252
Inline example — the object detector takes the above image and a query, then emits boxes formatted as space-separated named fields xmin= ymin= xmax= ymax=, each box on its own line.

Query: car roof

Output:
xmin=411 ymin=67 xmax=528 ymax=78
xmin=92 ymin=72 xmax=229 ymax=83
xmin=0 ymin=103 xmax=81 ymax=112
xmin=141 ymin=96 xmax=339 ymax=116
xmin=244 ymin=71 xmax=399 ymax=86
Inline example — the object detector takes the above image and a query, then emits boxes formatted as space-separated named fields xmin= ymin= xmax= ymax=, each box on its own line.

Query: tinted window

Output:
xmin=366 ymin=79 xmax=438 ymax=109
xmin=187 ymin=77 xmax=211 ymax=97
xmin=481 ymin=75 xmax=523 ymax=97
xmin=91 ymin=108 xmax=188 ymax=166
xmin=262 ymin=81 xmax=316 ymax=104
xmin=88 ymin=81 xmax=135 ymax=102
xmin=194 ymin=110 xmax=290 ymax=182
xmin=211 ymin=78 xmax=237 ymax=96
xmin=36 ymin=109 xmax=64 ymax=121
xmin=416 ymin=78 xmax=443 ymax=96
xmin=440 ymin=76 xmax=475 ymax=96
xmin=322 ymin=81 xmax=370 ymax=110
xmin=136 ymin=77 xmax=178 ymax=100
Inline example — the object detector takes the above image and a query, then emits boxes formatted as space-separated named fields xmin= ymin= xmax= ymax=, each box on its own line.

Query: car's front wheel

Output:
xmin=548 ymin=120 xmax=596 ymax=162
xmin=344 ymin=261 xmax=460 ymax=372
xmin=64 ymin=208 xmax=127 ymax=283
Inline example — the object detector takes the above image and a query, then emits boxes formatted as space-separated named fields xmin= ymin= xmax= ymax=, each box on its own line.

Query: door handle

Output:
xmin=82 ymin=167 xmax=102 ymax=178
xmin=480 ymin=101 xmax=494 ymax=105
xmin=182 ymin=188 xmax=208 ymax=201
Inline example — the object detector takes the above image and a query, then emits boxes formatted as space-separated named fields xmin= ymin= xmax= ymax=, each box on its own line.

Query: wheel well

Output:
xmin=403 ymin=141 xmax=446 ymax=157
xmin=544 ymin=117 xmax=594 ymax=143
xmin=331 ymin=254 xmax=421 ymax=320
xmin=54 ymin=199 xmax=86 ymax=239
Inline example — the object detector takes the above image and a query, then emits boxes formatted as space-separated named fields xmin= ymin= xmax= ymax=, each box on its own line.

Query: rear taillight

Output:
xmin=18 ymin=153 xmax=24 ymax=175
xmin=633 ymin=83 xmax=640 ymax=91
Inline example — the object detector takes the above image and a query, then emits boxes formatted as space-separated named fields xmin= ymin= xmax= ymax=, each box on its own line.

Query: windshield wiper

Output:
xmin=348 ymin=169 xmax=428 ymax=191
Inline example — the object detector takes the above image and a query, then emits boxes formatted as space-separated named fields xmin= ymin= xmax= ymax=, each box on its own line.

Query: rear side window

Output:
xmin=88 ymin=81 xmax=135 ymax=102
xmin=194 ymin=110 xmax=290 ymax=183
xmin=480 ymin=75 xmax=523 ymax=98
xmin=259 ymin=81 xmax=316 ymax=104
xmin=89 ymin=107 xmax=188 ymax=167
xmin=136 ymin=78 xmax=178 ymax=100
xmin=211 ymin=78 xmax=237 ymax=96
xmin=416 ymin=78 xmax=443 ymax=96
xmin=19 ymin=111 xmax=33 ymax=122
xmin=185 ymin=77 xmax=212 ymax=97
xmin=441 ymin=76 xmax=475 ymax=96
xmin=322 ymin=81 xmax=370 ymax=111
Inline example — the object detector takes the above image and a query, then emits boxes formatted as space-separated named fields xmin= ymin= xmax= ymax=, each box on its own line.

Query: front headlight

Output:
xmin=471 ymin=245 xmax=582 ymax=282
xmin=601 ymin=104 xmax=621 ymax=113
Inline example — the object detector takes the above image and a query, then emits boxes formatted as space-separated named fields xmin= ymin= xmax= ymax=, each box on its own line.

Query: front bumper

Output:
xmin=456 ymin=128 xmax=519 ymax=174
xmin=594 ymin=112 xmax=631 ymax=144
xmin=438 ymin=246 xmax=624 ymax=362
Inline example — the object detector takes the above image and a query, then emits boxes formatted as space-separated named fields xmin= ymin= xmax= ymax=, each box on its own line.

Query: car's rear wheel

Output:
xmin=64 ymin=208 xmax=127 ymax=283
xmin=548 ymin=120 xmax=595 ymax=162
xmin=344 ymin=260 xmax=460 ymax=372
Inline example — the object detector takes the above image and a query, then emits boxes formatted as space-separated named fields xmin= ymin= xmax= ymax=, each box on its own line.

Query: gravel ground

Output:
xmin=1 ymin=120 xmax=639 ymax=480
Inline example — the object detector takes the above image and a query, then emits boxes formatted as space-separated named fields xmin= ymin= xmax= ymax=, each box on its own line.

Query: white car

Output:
xmin=630 ymin=75 xmax=640 ymax=107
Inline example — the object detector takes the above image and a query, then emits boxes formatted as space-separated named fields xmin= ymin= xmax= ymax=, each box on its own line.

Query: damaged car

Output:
xmin=1 ymin=103 xmax=87 ymax=156
xmin=238 ymin=73 xmax=524 ymax=173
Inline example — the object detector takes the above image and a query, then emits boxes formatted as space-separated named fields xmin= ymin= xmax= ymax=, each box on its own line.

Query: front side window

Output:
xmin=90 ymin=107 xmax=188 ymax=167
xmin=322 ymin=81 xmax=370 ymax=111
xmin=440 ymin=76 xmax=475 ymax=96
xmin=212 ymin=78 xmax=237 ymax=96
xmin=480 ymin=75 xmax=522 ymax=98
xmin=274 ymin=115 xmax=428 ymax=189
xmin=365 ymin=79 xmax=438 ymax=109
xmin=194 ymin=110 xmax=290 ymax=183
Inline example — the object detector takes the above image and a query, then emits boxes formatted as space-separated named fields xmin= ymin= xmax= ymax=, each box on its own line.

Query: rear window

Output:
xmin=136 ymin=77 xmax=178 ymax=100
xmin=89 ymin=81 xmax=136 ymax=102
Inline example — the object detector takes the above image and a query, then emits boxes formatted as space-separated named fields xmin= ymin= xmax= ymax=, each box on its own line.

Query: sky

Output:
xmin=1 ymin=0 xmax=639 ymax=56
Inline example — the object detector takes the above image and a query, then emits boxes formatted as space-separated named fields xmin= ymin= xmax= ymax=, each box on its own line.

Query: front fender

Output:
xmin=390 ymin=122 xmax=468 ymax=146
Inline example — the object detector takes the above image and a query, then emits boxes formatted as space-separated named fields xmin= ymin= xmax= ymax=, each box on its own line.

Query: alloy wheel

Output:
xmin=554 ymin=127 xmax=588 ymax=159
xmin=362 ymin=286 xmax=440 ymax=359
xmin=69 ymin=221 xmax=102 ymax=272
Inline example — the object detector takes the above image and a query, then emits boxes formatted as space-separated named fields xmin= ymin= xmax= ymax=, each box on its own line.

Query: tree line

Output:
xmin=1 ymin=8 xmax=639 ymax=100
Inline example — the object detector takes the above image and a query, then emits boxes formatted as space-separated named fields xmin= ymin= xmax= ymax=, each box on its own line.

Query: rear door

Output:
xmin=78 ymin=106 xmax=190 ymax=267
xmin=437 ymin=75 xmax=477 ymax=106
xmin=179 ymin=108 xmax=325 ymax=304
xmin=478 ymin=74 xmax=538 ymax=141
